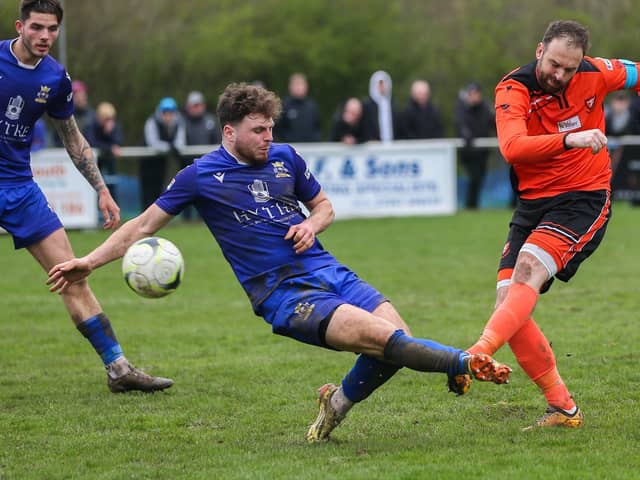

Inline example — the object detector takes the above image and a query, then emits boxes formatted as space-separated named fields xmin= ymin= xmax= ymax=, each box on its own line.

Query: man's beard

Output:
xmin=536 ymin=63 xmax=567 ymax=94
xmin=235 ymin=143 xmax=268 ymax=165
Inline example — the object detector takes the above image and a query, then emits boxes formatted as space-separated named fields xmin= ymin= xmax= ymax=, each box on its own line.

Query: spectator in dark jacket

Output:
xmin=605 ymin=90 xmax=640 ymax=204
xmin=361 ymin=70 xmax=403 ymax=142
xmin=454 ymin=82 xmax=495 ymax=209
xmin=402 ymin=80 xmax=444 ymax=139
xmin=184 ymin=90 xmax=221 ymax=146
xmin=329 ymin=97 xmax=365 ymax=144
xmin=142 ymin=97 xmax=186 ymax=209
xmin=86 ymin=102 xmax=123 ymax=202
xmin=87 ymin=102 xmax=123 ymax=177
xmin=275 ymin=73 xmax=321 ymax=142
xmin=180 ymin=90 xmax=221 ymax=220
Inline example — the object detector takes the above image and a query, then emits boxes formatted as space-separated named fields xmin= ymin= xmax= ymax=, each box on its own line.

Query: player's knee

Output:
xmin=513 ymin=252 xmax=551 ymax=287
xmin=61 ymin=278 xmax=90 ymax=297
xmin=361 ymin=321 xmax=398 ymax=355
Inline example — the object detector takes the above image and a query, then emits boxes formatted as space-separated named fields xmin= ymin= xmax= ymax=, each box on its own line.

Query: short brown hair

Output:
xmin=20 ymin=0 xmax=63 ymax=23
xmin=542 ymin=20 xmax=590 ymax=54
xmin=216 ymin=83 xmax=282 ymax=127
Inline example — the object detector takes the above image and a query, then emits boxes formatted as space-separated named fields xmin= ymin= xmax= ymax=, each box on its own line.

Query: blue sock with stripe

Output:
xmin=76 ymin=313 xmax=124 ymax=365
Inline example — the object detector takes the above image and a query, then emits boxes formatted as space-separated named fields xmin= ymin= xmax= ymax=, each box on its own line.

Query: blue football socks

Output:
xmin=383 ymin=329 xmax=467 ymax=377
xmin=341 ymin=354 xmax=401 ymax=402
xmin=76 ymin=313 xmax=124 ymax=365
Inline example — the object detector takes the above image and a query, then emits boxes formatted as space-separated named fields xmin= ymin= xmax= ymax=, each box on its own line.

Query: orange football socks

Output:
xmin=508 ymin=317 xmax=576 ymax=410
xmin=468 ymin=282 xmax=538 ymax=356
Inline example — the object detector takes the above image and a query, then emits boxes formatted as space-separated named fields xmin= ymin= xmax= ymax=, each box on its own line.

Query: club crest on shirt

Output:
xmin=557 ymin=115 xmax=581 ymax=133
xmin=248 ymin=179 xmax=270 ymax=203
xmin=272 ymin=161 xmax=291 ymax=178
xmin=584 ymin=95 xmax=596 ymax=112
xmin=5 ymin=95 xmax=24 ymax=120
xmin=35 ymin=85 xmax=51 ymax=104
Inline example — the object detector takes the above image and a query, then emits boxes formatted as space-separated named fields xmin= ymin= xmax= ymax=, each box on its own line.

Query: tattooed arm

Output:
xmin=52 ymin=116 xmax=121 ymax=229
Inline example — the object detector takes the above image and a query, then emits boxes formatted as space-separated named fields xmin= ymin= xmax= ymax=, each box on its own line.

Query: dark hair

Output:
xmin=19 ymin=0 xmax=63 ymax=23
xmin=216 ymin=83 xmax=282 ymax=127
xmin=542 ymin=20 xmax=590 ymax=54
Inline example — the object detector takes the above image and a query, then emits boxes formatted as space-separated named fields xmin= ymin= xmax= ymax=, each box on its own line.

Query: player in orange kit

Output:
xmin=449 ymin=20 xmax=640 ymax=429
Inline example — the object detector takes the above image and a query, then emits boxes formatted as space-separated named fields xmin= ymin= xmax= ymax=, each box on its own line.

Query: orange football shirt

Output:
xmin=495 ymin=56 xmax=640 ymax=199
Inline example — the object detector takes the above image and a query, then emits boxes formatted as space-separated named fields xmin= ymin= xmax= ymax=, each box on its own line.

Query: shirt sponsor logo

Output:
xmin=35 ymin=85 xmax=51 ymax=104
xmin=557 ymin=115 xmax=581 ymax=133
xmin=5 ymin=95 xmax=24 ymax=120
xmin=248 ymin=179 xmax=270 ymax=203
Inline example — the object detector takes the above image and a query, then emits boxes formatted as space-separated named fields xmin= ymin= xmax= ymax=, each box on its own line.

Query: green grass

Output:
xmin=1 ymin=205 xmax=640 ymax=479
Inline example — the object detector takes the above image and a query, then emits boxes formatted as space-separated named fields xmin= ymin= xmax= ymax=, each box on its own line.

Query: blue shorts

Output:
xmin=0 ymin=182 xmax=63 ymax=249
xmin=259 ymin=264 xmax=386 ymax=349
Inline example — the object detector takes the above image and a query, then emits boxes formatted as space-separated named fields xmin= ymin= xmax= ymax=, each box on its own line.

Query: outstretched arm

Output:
xmin=47 ymin=204 xmax=174 ymax=293
xmin=52 ymin=116 xmax=120 ymax=229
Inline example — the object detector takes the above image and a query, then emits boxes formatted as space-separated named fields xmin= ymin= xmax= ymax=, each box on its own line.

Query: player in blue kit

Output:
xmin=47 ymin=83 xmax=511 ymax=442
xmin=2 ymin=0 xmax=173 ymax=393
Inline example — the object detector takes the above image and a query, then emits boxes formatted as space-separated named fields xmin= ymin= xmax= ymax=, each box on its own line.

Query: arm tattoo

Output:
xmin=53 ymin=117 xmax=106 ymax=192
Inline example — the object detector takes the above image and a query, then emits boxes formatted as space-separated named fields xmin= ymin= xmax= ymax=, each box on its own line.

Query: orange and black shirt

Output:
xmin=495 ymin=55 xmax=640 ymax=199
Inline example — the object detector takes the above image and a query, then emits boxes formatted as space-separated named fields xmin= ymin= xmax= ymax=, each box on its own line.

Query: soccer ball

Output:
xmin=122 ymin=237 xmax=184 ymax=298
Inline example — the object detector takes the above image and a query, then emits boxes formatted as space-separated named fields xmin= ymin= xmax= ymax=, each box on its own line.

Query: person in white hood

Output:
xmin=362 ymin=70 xmax=401 ymax=142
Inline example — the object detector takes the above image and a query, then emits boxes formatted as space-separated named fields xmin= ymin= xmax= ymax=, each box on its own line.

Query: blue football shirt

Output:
xmin=0 ymin=39 xmax=73 ymax=186
xmin=156 ymin=143 xmax=341 ymax=311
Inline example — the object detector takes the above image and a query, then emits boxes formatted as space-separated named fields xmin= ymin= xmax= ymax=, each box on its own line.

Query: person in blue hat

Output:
xmin=141 ymin=96 xmax=186 ymax=209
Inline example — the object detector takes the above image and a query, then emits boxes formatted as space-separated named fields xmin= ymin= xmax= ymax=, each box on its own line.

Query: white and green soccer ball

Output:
xmin=122 ymin=237 xmax=184 ymax=298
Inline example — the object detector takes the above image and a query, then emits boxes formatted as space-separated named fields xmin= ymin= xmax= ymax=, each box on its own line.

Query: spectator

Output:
xmin=31 ymin=118 xmax=49 ymax=152
xmin=52 ymin=79 xmax=95 ymax=146
xmin=275 ymin=73 xmax=322 ymax=142
xmin=361 ymin=70 xmax=402 ymax=142
xmin=605 ymin=91 xmax=634 ymax=172
xmin=605 ymin=91 xmax=640 ymax=204
xmin=454 ymin=82 xmax=495 ymax=209
xmin=142 ymin=97 xmax=186 ymax=210
xmin=181 ymin=90 xmax=220 ymax=221
xmin=402 ymin=80 xmax=445 ymax=139
xmin=329 ymin=97 xmax=365 ymax=144
xmin=605 ymin=91 xmax=636 ymax=138
xmin=184 ymin=90 xmax=221 ymax=146
xmin=71 ymin=80 xmax=95 ymax=135
xmin=86 ymin=102 xmax=123 ymax=202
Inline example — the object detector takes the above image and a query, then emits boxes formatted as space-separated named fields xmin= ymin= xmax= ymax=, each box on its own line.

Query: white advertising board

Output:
xmin=295 ymin=141 xmax=457 ymax=219
xmin=31 ymin=149 xmax=98 ymax=229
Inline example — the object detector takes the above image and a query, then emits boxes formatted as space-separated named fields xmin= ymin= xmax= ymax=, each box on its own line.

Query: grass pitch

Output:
xmin=1 ymin=205 xmax=639 ymax=479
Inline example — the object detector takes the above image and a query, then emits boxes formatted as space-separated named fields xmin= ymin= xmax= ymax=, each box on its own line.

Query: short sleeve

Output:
xmin=290 ymin=146 xmax=321 ymax=202
xmin=155 ymin=163 xmax=199 ymax=215
xmin=47 ymin=69 xmax=74 ymax=119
